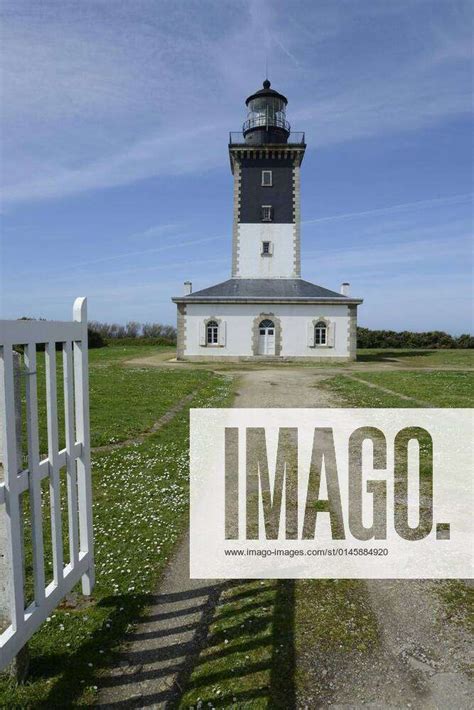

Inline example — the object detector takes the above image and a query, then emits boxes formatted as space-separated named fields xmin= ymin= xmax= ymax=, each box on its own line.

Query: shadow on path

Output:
xmin=95 ymin=539 xmax=296 ymax=708
xmin=356 ymin=350 xmax=433 ymax=362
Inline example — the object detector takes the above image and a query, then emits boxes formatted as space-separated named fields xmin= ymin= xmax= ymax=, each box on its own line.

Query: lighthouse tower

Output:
xmin=230 ymin=79 xmax=304 ymax=281
xmin=172 ymin=80 xmax=362 ymax=361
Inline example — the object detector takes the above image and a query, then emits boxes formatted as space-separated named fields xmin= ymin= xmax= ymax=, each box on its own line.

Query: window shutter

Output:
xmin=328 ymin=321 xmax=335 ymax=347
xmin=199 ymin=321 xmax=206 ymax=346
xmin=307 ymin=321 xmax=315 ymax=347
xmin=218 ymin=321 xmax=226 ymax=347
xmin=268 ymin=241 xmax=274 ymax=255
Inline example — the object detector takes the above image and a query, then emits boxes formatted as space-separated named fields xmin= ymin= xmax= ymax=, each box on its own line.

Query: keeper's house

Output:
xmin=172 ymin=79 xmax=362 ymax=361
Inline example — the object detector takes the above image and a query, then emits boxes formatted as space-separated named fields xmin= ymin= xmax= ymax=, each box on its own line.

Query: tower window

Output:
xmin=261 ymin=170 xmax=273 ymax=186
xmin=206 ymin=320 xmax=219 ymax=345
xmin=262 ymin=241 xmax=272 ymax=255
xmin=261 ymin=205 xmax=273 ymax=222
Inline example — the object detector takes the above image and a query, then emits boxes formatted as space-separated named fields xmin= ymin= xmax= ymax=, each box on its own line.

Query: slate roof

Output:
xmin=173 ymin=279 xmax=362 ymax=303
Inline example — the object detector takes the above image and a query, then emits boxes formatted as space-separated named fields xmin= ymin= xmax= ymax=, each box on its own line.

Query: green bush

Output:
xmin=105 ymin=337 xmax=175 ymax=347
xmin=88 ymin=320 xmax=176 ymax=342
xmin=357 ymin=327 xmax=473 ymax=349
xmin=88 ymin=327 xmax=107 ymax=349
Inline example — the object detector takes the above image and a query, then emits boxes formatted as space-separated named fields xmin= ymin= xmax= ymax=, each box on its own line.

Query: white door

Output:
xmin=258 ymin=319 xmax=275 ymax=355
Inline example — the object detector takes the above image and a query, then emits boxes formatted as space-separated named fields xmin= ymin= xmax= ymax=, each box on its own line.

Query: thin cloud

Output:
xmin=131 ymin=223 xmax=186 ymax=239
xmin=24 ymin=256 xmax=229 ymax=284
xmin=271 ymin=32 xmax=301 ymax=67
xmin=18 ymin=236 xmax=223 ymax=278
xmin=69 ymin=235 xmax=224 ymax=270
xmin=304 ymin=234 xmax=471 ymax=273
xmin=1 ymin=0 xmax=472 ymax=206
xmin=302 ymin=193 xmax=473 ymax=226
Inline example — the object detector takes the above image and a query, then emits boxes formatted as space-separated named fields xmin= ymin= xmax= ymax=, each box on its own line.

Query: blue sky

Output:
xmin=1 ymin=0 xmax=472 ymax=333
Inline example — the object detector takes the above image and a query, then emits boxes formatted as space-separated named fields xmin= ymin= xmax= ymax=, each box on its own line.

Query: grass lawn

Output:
xmin=435 ymin=580 xmax=474 ymax=632
xmin=323 ymin=370 xmax=474 ymax=408
xmin=21 ymin=345 xmax=216 ymax=451
xmin=357 ymin=348 xmax=474 ymax=368
xmin=0 ymin=349 xmax=234 ymax=707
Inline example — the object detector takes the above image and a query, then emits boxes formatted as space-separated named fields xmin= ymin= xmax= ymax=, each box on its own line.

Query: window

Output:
xmin=262 ymin=241 xmax=271 ymax=255
xmin=261 ymin=205 xmax=273 ymax=222
xmin=261 ymin=170 xmax=272 ymax=186
xmin=314 ymin=321 xmax=327 ymax=346
xmin=206 ymin=320 xmax=219 ymax=345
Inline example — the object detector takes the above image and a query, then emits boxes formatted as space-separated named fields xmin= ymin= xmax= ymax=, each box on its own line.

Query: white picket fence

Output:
xmin=0 ymin=298 xmax=94 ymax=670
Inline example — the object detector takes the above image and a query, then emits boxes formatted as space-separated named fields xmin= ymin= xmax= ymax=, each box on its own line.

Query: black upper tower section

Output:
xmin=243 ymin=79 xmax=290 ymax=145
xmin=228 ymin=79 xmax=306 ymax=230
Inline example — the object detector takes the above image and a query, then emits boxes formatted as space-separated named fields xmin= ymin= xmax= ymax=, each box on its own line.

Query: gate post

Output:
xmin=73 ymin=297 xmax=95 ymax=595
xmin=0 ymin=352 xmax=29 ymax=681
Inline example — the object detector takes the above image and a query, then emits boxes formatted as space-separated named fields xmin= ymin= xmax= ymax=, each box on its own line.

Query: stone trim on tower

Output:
xmin=231 ymin=161 xmax=241 ymax=277
xmin=292 ymin=160 xmax=301 ymax=278
xmin=229 ymin=146 xmax=305 ymax=168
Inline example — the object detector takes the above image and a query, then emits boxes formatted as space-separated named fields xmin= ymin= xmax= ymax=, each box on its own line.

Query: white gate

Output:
xmin=0 ymin=298 xmax=94 ymax=671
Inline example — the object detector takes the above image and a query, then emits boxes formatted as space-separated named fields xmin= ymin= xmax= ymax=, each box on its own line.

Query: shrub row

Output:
xmin=104 ymin=336 xmax=175 ymax=347
xmin=357 ymin=327 xmax=473 ymax=349
xmin=89 ymin=320 xmax=176 ymax=341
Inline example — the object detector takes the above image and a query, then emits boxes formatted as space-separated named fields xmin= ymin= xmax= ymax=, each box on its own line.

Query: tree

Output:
xmin=142 ymin=323 xmax=163 ymax=338
xmin=125 ymin=321 xmax=141 ymax=338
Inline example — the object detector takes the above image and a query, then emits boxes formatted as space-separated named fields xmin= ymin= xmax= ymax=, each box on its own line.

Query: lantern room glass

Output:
xmin=246 ymin=96 xmax=288 ymax=131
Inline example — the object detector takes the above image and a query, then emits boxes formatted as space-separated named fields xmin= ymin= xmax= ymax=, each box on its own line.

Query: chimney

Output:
xmin=340 ymin=282 xmax=350 ymax=296
xmin=184 ymin=281 xmax=192 ymax=295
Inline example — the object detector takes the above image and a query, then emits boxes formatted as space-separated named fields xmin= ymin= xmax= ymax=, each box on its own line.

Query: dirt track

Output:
xmin=234 ymin=368 xmax=473 ymax=708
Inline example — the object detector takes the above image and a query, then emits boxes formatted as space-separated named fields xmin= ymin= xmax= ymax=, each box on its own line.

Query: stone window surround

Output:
xmin=202 ymin=316 xmax=223 ymax=348
xmin=309 ymin=316 xmax=332 ymax=348
xmin=261 ymin=169 xmax=273 ymax=186
xmin=251 ymin=312 xmax=282 ymax=356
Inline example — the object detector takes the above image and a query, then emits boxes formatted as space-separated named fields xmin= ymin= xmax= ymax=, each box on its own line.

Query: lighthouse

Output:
xmin=172 ymin=80 xmax=362 ymax=361
xmin=232 ymin=79 xmax=302 ymax=281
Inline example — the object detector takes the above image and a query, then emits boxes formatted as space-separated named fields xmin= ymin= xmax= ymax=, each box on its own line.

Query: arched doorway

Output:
xmin=258 ymin=319 xmax=275 ymax=355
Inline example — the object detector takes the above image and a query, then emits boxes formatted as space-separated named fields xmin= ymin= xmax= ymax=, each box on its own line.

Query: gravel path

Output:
xmin=97 ymin=366 xmax=472 ymax=709
xmin=233 ymin=368 xmax=345 ymax=408
xmin=297 ymin=577 xmax=472 ymax=709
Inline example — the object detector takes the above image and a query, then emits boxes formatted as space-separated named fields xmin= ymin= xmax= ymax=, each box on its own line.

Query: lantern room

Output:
xmin=243 ymin=79 xmax=290 ymax=145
